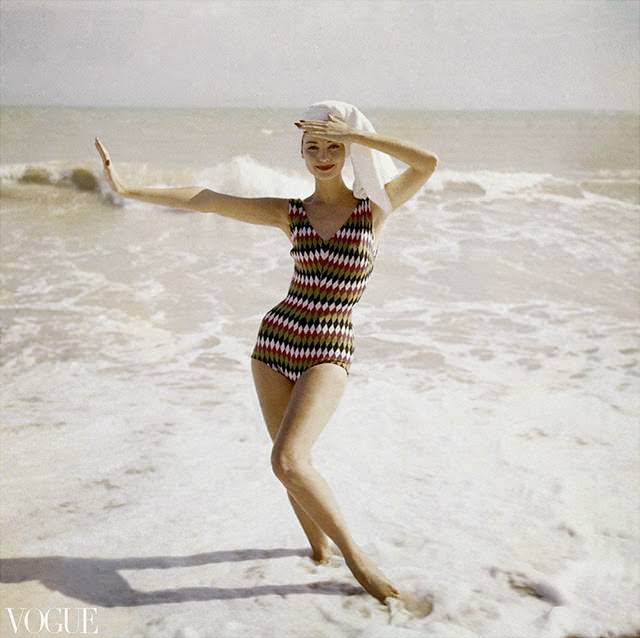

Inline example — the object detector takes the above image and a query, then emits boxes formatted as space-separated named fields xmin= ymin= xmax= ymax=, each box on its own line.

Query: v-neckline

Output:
xmin=298 ymin=198 xmax=362 ymax=243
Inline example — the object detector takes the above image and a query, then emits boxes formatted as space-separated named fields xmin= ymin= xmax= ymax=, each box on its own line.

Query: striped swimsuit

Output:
xmin=250 ymin=196 xmax=378 ymax=382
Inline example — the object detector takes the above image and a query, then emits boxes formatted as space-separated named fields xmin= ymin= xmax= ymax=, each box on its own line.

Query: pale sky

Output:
xmin=0 ymin=0 xmax=638 ymax=110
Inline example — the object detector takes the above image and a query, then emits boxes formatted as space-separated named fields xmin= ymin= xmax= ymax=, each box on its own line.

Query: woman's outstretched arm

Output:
xmin=94 ymin=137 xmax=289 ymax=236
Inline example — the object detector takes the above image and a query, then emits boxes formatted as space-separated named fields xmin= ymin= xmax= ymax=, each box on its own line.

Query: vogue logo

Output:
xmin=4 ymin=607 xmax=98 ymax=634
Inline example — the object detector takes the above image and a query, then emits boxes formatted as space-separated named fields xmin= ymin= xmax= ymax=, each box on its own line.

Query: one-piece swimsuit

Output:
xmin=250 ymin=196 xmax=378 ymax=383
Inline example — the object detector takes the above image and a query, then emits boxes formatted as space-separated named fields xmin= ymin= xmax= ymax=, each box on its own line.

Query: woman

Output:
xmin=94 ymin=101 xmax=438 ymax=606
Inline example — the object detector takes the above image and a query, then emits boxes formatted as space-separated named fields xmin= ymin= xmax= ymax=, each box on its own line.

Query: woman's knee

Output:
xmin=271 ymin=446 xmax=310 ymax=483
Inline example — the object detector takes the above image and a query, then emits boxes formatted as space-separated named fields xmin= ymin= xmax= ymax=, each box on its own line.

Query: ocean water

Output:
xmin=1 ymin=106 xmax=638 ymax=638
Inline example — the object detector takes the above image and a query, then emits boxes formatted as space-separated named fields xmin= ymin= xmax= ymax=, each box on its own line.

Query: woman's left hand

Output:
xmin=294 ymin=113 xmax=355 ymax=142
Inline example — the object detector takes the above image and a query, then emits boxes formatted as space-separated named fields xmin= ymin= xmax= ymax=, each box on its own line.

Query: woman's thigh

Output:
xmin=251 ymin=359 xmax=295 ymax=441
xmin=272 ymin=363 xmax=348 ymax=463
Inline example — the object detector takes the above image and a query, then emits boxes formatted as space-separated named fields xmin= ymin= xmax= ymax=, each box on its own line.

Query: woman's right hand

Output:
xmin=94 ymin=137 xmax=126 ymax=195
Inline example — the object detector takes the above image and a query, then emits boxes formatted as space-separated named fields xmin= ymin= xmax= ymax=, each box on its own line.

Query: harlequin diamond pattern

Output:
xmin=251 ymin=197 xmax=378 ymax=382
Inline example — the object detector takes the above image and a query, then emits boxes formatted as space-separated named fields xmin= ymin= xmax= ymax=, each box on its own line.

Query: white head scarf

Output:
xmin=299 ymin=100 xmax=398 ymax=213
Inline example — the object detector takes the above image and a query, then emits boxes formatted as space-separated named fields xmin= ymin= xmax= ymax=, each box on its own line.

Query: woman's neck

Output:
xmin=310 ymin=176 xmax=354 ymax=205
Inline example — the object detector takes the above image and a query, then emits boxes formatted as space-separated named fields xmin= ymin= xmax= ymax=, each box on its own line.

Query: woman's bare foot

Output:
xmin=311 ymin=542 xmax=333 ymax=565
xmin=345 ymin=552 xmax=401 ymax=604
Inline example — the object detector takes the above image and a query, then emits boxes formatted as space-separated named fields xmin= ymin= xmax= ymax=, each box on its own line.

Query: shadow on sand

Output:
xmin=0 ymin=547 xmax=363 ymax=607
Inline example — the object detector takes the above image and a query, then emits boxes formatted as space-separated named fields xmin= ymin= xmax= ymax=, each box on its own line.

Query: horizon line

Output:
xmin=1 ymin=103 xmax=638 ymax=113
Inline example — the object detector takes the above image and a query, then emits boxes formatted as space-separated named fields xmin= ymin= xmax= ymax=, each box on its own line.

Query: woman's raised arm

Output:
xmin=94 ymin=137 xmax=290 ymax=236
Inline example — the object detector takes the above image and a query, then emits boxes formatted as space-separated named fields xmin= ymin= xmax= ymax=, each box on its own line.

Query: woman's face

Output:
xmin=301 ymin=133 xmax=346 ymax=179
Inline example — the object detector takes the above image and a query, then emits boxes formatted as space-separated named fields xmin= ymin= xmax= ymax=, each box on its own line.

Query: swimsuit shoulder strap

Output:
xmin=365 ymin=197 xmax=374 ymax=227
xmin=288 ymin=198 xmax=301 ymax=236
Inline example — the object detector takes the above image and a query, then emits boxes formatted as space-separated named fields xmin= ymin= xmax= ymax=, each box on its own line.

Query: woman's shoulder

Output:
xmin=368 ymin=198 xmax=386 ymax=229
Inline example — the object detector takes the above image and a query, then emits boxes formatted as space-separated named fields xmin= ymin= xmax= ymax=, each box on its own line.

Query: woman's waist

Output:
xmin=266 ymin=300 xmax=355 ymax=326
xmin=283 ymin=278 xmax=368 ymax=307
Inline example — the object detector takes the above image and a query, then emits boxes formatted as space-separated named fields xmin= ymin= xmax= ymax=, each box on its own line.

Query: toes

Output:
xmin=312 ymin=556 xmax=330 ymax=565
